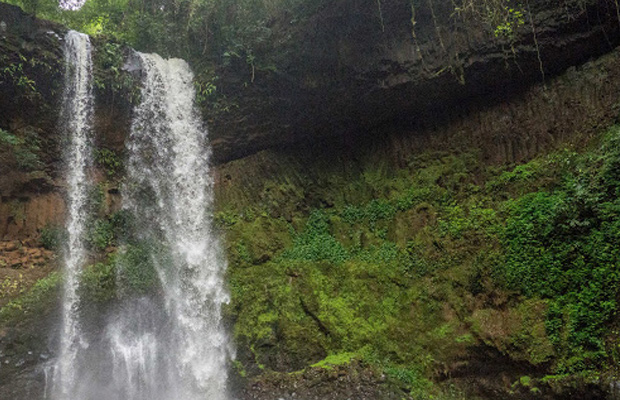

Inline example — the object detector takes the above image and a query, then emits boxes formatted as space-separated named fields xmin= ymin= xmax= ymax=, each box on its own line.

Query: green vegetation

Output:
xmin=91 ymin=40 xmax=140 ymax=103
xmin=310 ymin=352 xmax=356 ymax=370
xmin=0 ymin=0 xmax=616 ymax=395
xmin=0 ymin=272 xmax=60 ymax=324
xmin=87 ymin=218 xmax=114 ymax=250
xmin=5 ymin=0 xmax=308 ymax=63
xmin=0 ymin=244 xmax=158 ymax=322
xmin=113 ymin=242 xmax=161 ymax=296
xmin=0 ymin=55 xmax=40 ymax=101
xmin=82 ymin=186 xmax=129 ymax=252
xmin=39 ymin=223 xmax=66 ymax=250
xmin=76 ymin=245 xmax=158 ymax=305
xmin=0 ymin=45 xmax=59 ymax=113
xmin=4 ymin=0 xmax=586 ymax=110
xmin=0 ymin=128 xmax=44 ymax=171
xmin=95 ymin=148 xmax=123 ymax=178
xmin=1 ymin=62 xmax=37 ymax=95
xmin=0 ymin=274 xmax=27 ymax=302
xmin=217 ymin=124 xmax=620 ymax=393
xmin=5 ymin=113 xmax=617 ymax=397
xmin=78 ymin=260 xmax=117 ymax=304
xmin=502 ymin=129 xmax=620 ymax=373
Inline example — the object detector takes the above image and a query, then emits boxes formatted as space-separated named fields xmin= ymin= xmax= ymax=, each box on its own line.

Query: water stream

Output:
xmin=112 ymin=52 xmax=231 ymax=400
xmin=52 ymin=29 xmax=94 ymax=399
xmin=51 ymin=33 xmax=230 ymax=400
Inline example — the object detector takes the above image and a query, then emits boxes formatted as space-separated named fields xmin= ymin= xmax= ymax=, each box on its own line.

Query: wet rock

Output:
xmin=237 ymin=360 xmax=407 ymax=400
xmin=208 ymin=0 xmax=620 ymax=164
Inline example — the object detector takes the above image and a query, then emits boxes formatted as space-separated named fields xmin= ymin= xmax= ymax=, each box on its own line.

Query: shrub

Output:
xmin=282 ymin=210 xmax=349 ymax=264
xmin=501 ymin=130 xmax=620 ymax=370
xmin=39 ymin=224 xmax=66 ymax=251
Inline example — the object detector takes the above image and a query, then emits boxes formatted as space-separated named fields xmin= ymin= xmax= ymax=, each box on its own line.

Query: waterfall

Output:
xmin=49 ymin=34 xmax=229 ymax=399
xmin=115 ymin=52 xmax=231 ymax=399
xmin=52 ymin=30 xmax=94 ymax=398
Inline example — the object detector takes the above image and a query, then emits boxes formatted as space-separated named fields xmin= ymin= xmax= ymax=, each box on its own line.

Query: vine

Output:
xmin=409 ymin=0 xmax=430 ymax=72
xmin=407 ymin=0 xmax=547 ymax=85
xmin=525 ymin=0 xmax=545 ymax=84
xmin=376 ymin=0 xmax=385 ymax=32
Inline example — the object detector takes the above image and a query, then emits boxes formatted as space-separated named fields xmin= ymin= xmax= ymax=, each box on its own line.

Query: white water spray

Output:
xmin=47 ymin=37 xmax=229 ymax=399
xmin=52 ymin=30 xmax=94 ymax=399
xmin=113 ymin=52 xmax=231 ymax=399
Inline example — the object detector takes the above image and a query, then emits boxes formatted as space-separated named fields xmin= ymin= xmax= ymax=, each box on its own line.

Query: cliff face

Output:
xmin=3 ymin=2 xmax=620 ymax=164
xmin=0 ymin=3 xmax=65 ymax=239
xmin=215 ymin=45 xmax=620 ymax=212
xmin=214 ymin=47 xmax=620 ymax=400
xmin=0 ymin=3 xmax=127 ymax=242
xmin=208 ymin=0 xmax=620 ymax=163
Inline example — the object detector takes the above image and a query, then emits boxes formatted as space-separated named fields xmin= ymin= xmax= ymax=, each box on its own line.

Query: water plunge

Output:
xmin=52 ymin=29 xmax=94 ymax=399
xmin=115 ymin=52 xmax=231 ymax=400
xmin=51 ymin=33 xmax=230 ymax=400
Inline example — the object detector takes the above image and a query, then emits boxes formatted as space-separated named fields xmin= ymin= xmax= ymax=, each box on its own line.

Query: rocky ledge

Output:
xmin=2 ymin=1 xmax=620 ymax=165
xmin=209 ymin=0 xmax=620 ymax=163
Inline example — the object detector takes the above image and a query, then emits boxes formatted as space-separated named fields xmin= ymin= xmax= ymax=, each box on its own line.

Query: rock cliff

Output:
xmin=208 ymin=0 xmax=620 ymax=163
xmin=3 ymin=1 xmax=620 ymax=164
xmin=3 ymin=1 xmax=620 ymax=399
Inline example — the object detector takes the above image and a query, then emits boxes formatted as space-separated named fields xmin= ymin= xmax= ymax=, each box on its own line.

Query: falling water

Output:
xmin=52 ymin=30 xmax=94 ymax=399
xmin=111 ymin=52 xmax=231 ymax=399
xmin=47 ymin=37 xmax=229 ymax=399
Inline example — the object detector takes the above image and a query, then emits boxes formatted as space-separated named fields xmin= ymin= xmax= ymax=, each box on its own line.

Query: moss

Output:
xmin=469 ymin=298 xmax=555 ymax=366
xmin=0 ymin=272 xmax=60 ymax=324
xmin=217 ymin=124 xmax=620 ymax=392
xmin=229 ymin=258 xmax=326 ymax=367
xmin=519 ymin=375 xmax=532 ymax=387
xmin=223 ymin=214 xmax=292 ymax=266
xmin=310 ymin=352 xmax=356 ymax=370
xmin=223 ymin=149 xmax=485 ymax=375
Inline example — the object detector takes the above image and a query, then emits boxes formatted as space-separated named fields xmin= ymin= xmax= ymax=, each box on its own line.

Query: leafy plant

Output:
xmin=501 ymin=128 xmax=620 ymax=371
xmin=0 ymin=274 xmax=27 ymax=301
xmin=0 ymin=272 xmax=60 ymax=323
xmin=0 ymin=128 xmax=43 ymax=171
xmin=114 ymin=243 xmax=160 ymax=296
xmin=95 ymin=148 xmax=123 ymax=178
xmin=87 ymin=218 xmax=114 ymax=250
xmin=194 ymin=74 xmax=218 ymax=106
xmin=281 ymin=210 xmax=349 ymax=264
xmin=39 ymin=224 xmax=66 ymax=251
xmin=0 ymin=60 xmax=39 ymax=100
xmin=493 ymin=3 xmax=525 ymax=39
